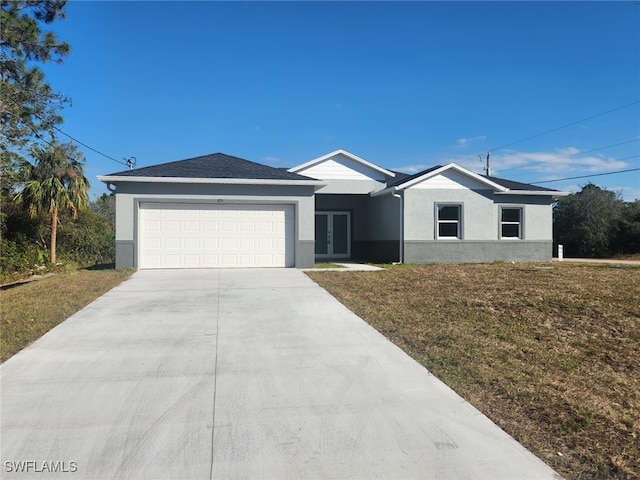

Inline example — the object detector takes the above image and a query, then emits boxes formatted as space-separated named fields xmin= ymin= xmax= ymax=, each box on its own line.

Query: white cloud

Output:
xmin=612 ymin=185 xmax=640 ymax=202
xmin=393 ymin=147 xmax=637 ymax=197
xmin=262 ymin=156 xmax=282 ymax=165
xmin=396 ymin=163 xmax=431 ymax=174
xmin=456 ymin=135 xmax=486 ymax=147
xmin=479 ymin=148 xmax=631 ymax=176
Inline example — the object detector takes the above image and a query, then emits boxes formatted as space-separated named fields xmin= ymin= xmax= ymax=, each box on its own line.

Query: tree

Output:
xmin=1 ymin=0 xmax=70 ymax=212
xmin=553 ymin=183 xmax=625 ymax=258
xmin=90 ymin=192 xmax=116 ymax=231
xmin=1 ymin=0 xmax=70 ymax=148
xmin=615 ymin=200 xmax=640 ymax=254
xmin=14 ymin=141 xmax=89 ymax=264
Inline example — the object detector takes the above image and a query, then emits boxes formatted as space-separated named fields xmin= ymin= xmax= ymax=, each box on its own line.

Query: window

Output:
xmin=437 ymin=204 xmax=461 ymax=239
xmin=500 ymin=207 xmax=523 ymax=239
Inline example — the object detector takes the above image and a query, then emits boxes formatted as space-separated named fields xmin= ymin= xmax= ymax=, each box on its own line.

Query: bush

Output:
xmin=57 ymin=209 xmax=115 ymax=266
xmin=0 ymin=234 xmax=46 ymax=282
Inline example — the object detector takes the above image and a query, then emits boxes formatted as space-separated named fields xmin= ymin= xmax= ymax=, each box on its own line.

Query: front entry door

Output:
xmin=315 ymin=212 xmax=351 ymax=259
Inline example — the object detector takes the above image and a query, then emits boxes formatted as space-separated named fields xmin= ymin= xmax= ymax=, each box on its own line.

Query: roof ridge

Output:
xmin=104 ymin=152 xmax=315 ymax=181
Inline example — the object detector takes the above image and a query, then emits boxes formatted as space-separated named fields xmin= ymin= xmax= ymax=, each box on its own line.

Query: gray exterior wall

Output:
xmin=112 ymin=182 xmax=316 ymax=269
xmin=366 ymin=194 xmax=402 ymax=262
xmin=401 ymin=188 xmax=555 ymax=263
xmin=404 ymin=240 xmax=552 ymax=263
xmin=314 ymin=193 xmax=401 ymax=262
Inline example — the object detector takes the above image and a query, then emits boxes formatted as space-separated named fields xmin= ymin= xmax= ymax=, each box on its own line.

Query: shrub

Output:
xmin=57 ymin=210 xmax=115 ymax=266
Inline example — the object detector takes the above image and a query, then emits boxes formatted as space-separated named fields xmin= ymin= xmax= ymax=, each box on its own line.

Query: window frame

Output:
xmin=435 ymin=203 xmax=463 ymax=240
xmin=499 ymin=206 xmax=524 ymax=240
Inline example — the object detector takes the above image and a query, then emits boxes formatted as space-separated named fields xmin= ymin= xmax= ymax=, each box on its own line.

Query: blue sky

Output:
xmin=41 ymin=1 xmax=640 ymax=199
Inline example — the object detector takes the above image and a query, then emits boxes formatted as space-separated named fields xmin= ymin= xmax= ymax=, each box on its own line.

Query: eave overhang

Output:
xmin=97 ymin=175 xmax=327 ymax=190
xmin=494 ymin=190 xmax=570 ymax=196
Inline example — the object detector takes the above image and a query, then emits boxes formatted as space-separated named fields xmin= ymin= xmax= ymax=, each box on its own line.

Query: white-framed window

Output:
xmin=500 ymin=207 xmax=523 ymax=239
xmin=436 ymin=204 xmax=462 ymax=239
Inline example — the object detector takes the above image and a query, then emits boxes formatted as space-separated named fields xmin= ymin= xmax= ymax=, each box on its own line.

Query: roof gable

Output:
xmin=289 ymin=149 xmax=395 ymax=181
xmin=396 ymin=164 xmax=508 ymax=191
xmin=374 ymin=163 xmax=566 ymax=197
xmin=103 ymin=153 xmax=313 ymax=181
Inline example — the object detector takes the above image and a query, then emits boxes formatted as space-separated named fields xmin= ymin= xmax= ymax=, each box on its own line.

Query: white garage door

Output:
xmin=139 ymin=203 xmax=295 ymax=269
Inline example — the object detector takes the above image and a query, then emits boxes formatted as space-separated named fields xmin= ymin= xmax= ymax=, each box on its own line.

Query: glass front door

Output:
xmin=315 ymin=212 xmax=351 ymax=258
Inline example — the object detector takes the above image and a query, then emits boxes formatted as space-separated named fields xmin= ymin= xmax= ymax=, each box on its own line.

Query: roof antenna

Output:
xmin=124 ymin=156 xmax=137 ymax=170
xmin=483 ymin=152 xmax=491 ymax=176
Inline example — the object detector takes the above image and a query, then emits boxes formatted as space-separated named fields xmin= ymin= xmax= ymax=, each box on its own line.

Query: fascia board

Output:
xmin=370 ymin=186 xmax=398 ymax=197
xmin=288 ymin=149 xmax=396 ymax=177
xmin=97 ymin=175 xmax=327 ymax=187
xmin=495 ymin=190 xmax=570 ymax=196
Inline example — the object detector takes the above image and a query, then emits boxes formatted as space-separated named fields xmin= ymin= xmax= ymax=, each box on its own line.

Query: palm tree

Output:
xmin=14 ymin=141 xmax=89 ymax=264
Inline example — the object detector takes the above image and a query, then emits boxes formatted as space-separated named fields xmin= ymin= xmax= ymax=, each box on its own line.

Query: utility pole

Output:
xmin=484 ymin=152 xmax=491 ymax=176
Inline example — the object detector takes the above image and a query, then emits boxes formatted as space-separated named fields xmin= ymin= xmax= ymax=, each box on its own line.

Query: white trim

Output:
xmin=495 ymin=190 xmax=570 ymax=196
xmin=371 ymin=185 xmax=400 ymax=197
xmin=435 ymin=203 xmax=463 ymax=240
xmin=288 ymin=149 xmax=395 ymax=177
xmin=97 ymin=175 xmax=326 ymax=187
xmin=499 ymin=206 xmax=524 ymax=240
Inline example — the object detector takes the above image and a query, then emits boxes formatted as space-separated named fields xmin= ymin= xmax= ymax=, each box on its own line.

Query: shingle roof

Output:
xmin=386 ymin=166 xmax=443 ymax=187
xmin=386 ymin=165 xmax=558 ymax=192
xmin=482 ymin=175 xmax=557 ymax=192
xmin=106 ymin=153 xmax=314 ymax=181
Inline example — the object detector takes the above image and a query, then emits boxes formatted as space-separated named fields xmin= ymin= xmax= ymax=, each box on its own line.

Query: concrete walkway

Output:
xmin=553 ymin=257 xmax=640 ymax=266
xmin=1 ymin=270 xmax=561 ymax=479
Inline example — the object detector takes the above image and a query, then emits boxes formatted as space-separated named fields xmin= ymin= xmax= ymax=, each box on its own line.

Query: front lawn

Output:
xmin=307 ymin=263 xmax=640 ymax=480
xmin=1 ymin=268 xmax=133 ymax=362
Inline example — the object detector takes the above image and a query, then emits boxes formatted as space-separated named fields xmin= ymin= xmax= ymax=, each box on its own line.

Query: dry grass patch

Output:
xmin=308 ymin=263 xmax=640 ymax=480
xmin=1 ymin=268 xmax=133 ymax=362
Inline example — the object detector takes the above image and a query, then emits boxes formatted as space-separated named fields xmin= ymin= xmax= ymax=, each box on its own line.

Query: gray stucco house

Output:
xmin=98 ymin=149 xmax=567 ymax=269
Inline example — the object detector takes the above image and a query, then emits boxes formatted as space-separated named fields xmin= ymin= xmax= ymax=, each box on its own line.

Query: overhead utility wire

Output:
xmin=52 ymin=126 xmax=128 ymax=167
xmin=500 ymin=138 xmax=640 ymax=174
xmin=530 ymin=159 xmax=640 ymax=184
xmin=4 ymin=94 xmax=129 ymax=167
xmin=486 ymin=100 xmax=640 ymax=154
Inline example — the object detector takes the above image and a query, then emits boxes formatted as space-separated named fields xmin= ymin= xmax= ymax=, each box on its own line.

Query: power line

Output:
xmin=530 ymin=164 xmax=640 ymax=185
xmin=487 ymin=100 xmax=640 ymax=154
xmin=4 ymin=94 xmax=130 ymax=167
xmin=52 ymin=126 xmax=128 ymax=167
xmin=500 ymin=138 xmax=640 ymax=174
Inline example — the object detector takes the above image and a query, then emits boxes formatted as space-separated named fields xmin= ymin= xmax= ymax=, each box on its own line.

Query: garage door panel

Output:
xmin=139 ymin=203 xmax=294 ymax=269
xmin=203 ymin=221 xmax=218 ymax=233
xmin=165 ymin=237 xmax=180 ymax=249
xmin=203 ymin=238 xmax=219 ymax=248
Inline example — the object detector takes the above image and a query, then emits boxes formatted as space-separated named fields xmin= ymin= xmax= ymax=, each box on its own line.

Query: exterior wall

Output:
xmin=402 ymin=188 xmax=555 ymax=263
xmin=113 ymin=182 xmax=316 ymax=269
xmin=366 ymin=194 xmax=401 ymax=262
xmin=314 ymin=193 xmax=401 ymax=262
xmin=404 ymin=240 xmax=552 ymax=263
xmin=315 ymin=178 xmax=386 ymax=194
xmin=315 ymin=194 xmax=369 ymax=260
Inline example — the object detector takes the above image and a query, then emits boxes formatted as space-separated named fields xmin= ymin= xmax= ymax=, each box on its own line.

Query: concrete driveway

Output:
xmin=1 ymin=269 xmax=561 ymax=479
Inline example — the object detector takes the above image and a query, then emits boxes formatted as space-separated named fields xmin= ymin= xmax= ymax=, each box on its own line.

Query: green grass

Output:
xmin=307 ymin=263 xmax=640 ymax=480
xmin=1 ymin=268 xmax=133 ymax=362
